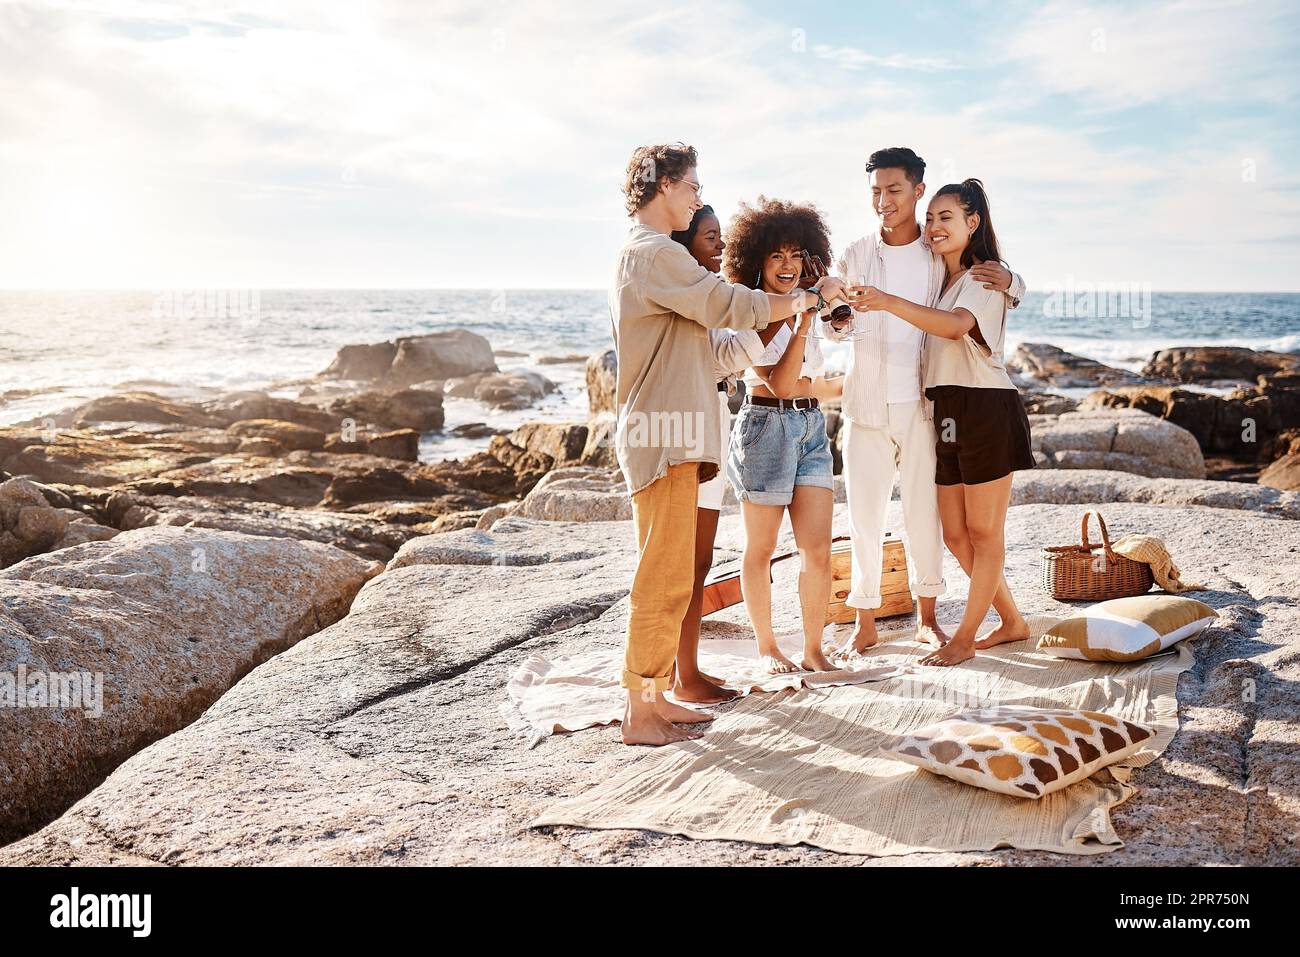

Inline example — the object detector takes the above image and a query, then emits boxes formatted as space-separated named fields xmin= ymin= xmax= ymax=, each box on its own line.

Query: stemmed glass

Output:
xmin=801 ymin=251 xmax=868 ymax=341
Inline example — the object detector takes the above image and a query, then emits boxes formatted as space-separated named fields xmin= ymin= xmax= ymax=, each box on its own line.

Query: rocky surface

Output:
xmin=0 ymin=477 xmax=119 ymax=567
xmin=1007 ymin=342 xmax=1145 ymax=389
xmin=2 ymin=497 xmax=1295 ymax=866
xmin=1011 ymin=468 xmax=1300 ymax=519
xmin=1142 ymin=346 xmax=1300 ymax=383
xmin=0 ymin=526 xmax=378 ymax=845
xmin=1083 ymin=377 xmax=1299 ymax=469
xmin=1020 ymin=391 xmax=1079 ymax=415
xmin=0 ymin=415 xmax=541 ymax=562
xmin=1030 ymin=408 xmax=1206 ymax=479
xmin=0 ymin=428 xmax=212 ymax=487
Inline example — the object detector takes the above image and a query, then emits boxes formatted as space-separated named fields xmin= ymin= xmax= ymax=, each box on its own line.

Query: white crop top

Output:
xmin=741 ymin=320 xmax=825 ymax=390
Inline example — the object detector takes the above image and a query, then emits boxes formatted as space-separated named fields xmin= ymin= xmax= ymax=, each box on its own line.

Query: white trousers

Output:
xmin=842 ymin=400 xmax=947 ymax=609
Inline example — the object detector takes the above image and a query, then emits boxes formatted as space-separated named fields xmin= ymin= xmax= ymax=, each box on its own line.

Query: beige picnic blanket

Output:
xmin=533 ymin=633 xmax=1196 ymax=856
xmin=505 ymin=628 xmax=904 ymax=746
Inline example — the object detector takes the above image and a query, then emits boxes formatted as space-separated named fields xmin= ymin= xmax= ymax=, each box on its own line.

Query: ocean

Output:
xmin=2 ymin=289 xmax=1296 ymax=462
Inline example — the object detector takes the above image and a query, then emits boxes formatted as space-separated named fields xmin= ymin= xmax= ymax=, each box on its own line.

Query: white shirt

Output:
xmin=742 ymin=321 xmax=825 ymax=390
xmin=878 ymin=237 xmax=930 ymax=403
xmin=708 ymin=328 xmax=765 ymax=385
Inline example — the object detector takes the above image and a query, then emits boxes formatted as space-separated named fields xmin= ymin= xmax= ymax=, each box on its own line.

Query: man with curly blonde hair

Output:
xmin=610 ymin=142 xmax=846 ymax=745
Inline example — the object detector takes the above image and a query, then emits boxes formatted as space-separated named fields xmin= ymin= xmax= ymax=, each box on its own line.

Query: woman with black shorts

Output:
xmin=848 ymin=179 xmax=1033 ymax=666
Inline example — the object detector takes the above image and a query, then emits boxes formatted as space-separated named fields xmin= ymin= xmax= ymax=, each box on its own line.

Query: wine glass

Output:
xmin=804 ymin=255 xmax=867 ymax=341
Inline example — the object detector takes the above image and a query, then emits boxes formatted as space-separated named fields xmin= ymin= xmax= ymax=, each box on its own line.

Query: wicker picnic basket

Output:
xmin=1040 ymin=510 xmax=1153 ymax=601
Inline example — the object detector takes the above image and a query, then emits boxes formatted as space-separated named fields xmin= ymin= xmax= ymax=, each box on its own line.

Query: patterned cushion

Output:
xmin=1036 ymin=595 xmax=1216 ymax=662
xmin=882 ymin=705 xmax=1155 ymax=799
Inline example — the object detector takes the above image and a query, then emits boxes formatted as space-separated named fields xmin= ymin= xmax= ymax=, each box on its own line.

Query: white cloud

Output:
xmin=1004 ymin=0 xmax=1298 ymax=110
xmin=0 ymin=0 xmax=1296 ymax=289
xmin=812 ymin=44 xmax=961 ymax=72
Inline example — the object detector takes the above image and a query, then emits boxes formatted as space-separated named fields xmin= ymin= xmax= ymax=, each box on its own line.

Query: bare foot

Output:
xmin=919 ymin=636 xmax=976 ymax=667
xmin=673 ymin=675 xmax=740 ymax=704
xmin=654 ymin=695 xmax=715 ymax=725
xmin=621 ymin=708 xmax=704 ymax=746
xmin=757 ymin=636 xmax=800 ymax=674
xmin=760 ymin=652 xmax=800 ymax=675
xmin=974 ymin=618 xmax=1031 ymax=649
xmin=801 ymin=646 xmax=839 ymax=672
xmin=836 ymin=616 xmax=879 ymax=659
xmin=700 ymin=671 xmax=728 ymax=687
xmin=916 ymin=621 xmax=952 ymax=648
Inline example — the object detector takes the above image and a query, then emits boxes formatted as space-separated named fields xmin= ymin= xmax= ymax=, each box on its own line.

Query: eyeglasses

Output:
xmin=674 ymin=178 xmax=703 ymax=201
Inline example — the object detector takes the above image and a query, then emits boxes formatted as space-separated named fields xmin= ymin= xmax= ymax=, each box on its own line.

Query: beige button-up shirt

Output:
xmin=609 ymin=224 xmax=772 ymax=495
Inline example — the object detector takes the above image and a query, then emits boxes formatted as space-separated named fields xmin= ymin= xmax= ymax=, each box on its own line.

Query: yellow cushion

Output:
xmin=1036 ymin=595 xmax=1217 ymax=662
xmin=883 ymin=706 xmax=1154 ymax=799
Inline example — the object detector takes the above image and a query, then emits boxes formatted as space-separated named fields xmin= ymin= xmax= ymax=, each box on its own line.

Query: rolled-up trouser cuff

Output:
xmin=845 ymin=592 xmax=882 ymax=610
xmin=621 ymin=670 xmax=672 ymax=693
xmin=910 ymin=578 xmax=947 ymax=598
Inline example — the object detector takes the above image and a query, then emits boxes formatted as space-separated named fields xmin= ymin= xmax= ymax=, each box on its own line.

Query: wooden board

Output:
xmin=703 ymin=534 xmax=914 ymax=622
xmin=827 ymin=535 xmax=914 ymax=623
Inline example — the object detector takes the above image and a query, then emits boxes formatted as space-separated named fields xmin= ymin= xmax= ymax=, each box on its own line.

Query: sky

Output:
xmin=2 ymin=0 xmax=1299 ymax=291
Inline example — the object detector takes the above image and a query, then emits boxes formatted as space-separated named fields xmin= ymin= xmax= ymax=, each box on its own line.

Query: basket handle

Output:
xmin=1079 ymin=510 xmax=1117 ymax=559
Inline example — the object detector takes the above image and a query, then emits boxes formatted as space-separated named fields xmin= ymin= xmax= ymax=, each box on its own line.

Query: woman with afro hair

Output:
xmin=723 ymin=197 xmax=845 ymax=673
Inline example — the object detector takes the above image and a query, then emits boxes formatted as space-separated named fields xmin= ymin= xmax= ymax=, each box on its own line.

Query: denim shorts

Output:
xmin=726 ymin=402 xmax=835 ymax=505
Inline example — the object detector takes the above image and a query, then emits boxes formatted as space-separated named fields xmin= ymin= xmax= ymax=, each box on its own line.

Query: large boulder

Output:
xmin=486 ymin=423 xmax=588 ymax=497
xmin=1143 ymin=346 xmax=1300 ymax=383
xmin=1260 ymin=453 xmax=1300 ymax=492
xmin=321 ymin=329 xmax=497 ymax=386
xmin=203 ymin=392 xmax=339 ymax=432
xmin=0 ymin=526 xmax=378 ymax=844
xmin=586 ymin=349 xmax=618 ymax=417
xmin=323 ymin=428 xmax=421 ymax=462
xmin=0 ymin=477 xmax=70 ymax=567
xmin=444 ymin=370 xmax=556 ymax=410
xmin=498 ymin=422 xmax=588 ymax=467
xmin=1007 ymin=343 xmax=1144 ymax=389
xmin=580 ymin=417 xmax=619 ymax=469
xmin=327 ymin=388 xmax=445 ymax=432
xmin=228 ymin=419 xmax=327 ymax=452
xmin=0 ymin=518 xmax=638 ymax=864
xmin=1030 ymin=408 xmax=1205 ymax=479
xmin=515 ymin=466 xmax=631 ymax=522
xmin=321 ymin=341 xmax=399 ymax=382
